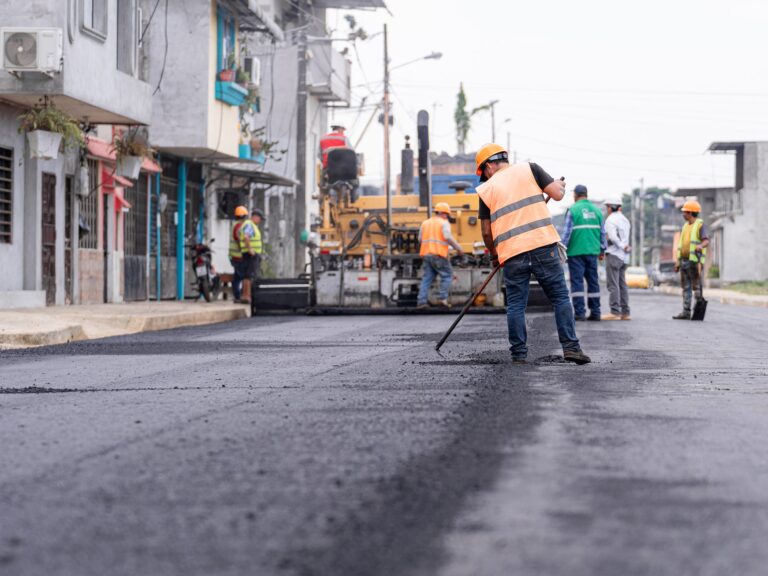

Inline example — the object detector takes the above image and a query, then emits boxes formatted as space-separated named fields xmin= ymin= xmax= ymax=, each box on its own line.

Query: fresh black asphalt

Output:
xmin=0 ymin=292 xmax=766 ymax=576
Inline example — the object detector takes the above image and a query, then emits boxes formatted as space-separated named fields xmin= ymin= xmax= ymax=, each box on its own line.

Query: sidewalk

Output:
xmin=656 ymin=285 xmax=768 ymax=308
xmin=0 ymin=301 xmax=250 ymax=349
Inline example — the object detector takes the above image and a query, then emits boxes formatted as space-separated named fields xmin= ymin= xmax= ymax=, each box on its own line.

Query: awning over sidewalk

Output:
xmin=101 ymin=168 xmax=133 ymax=211
xmin=211 ymin=161 xmax=298 ymax=191
xmin=86 ymin=137 xmax=162 ymax=174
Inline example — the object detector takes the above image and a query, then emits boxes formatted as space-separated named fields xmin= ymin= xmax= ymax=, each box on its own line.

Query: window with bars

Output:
xmin=0 ymin=147 xmax=12 ymax=244
xmin=79 ymin=160 xmax=99 ymax=249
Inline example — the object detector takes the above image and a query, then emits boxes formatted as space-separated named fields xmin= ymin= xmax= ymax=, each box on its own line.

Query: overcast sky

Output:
xmin=326 ymin=0 xmax=768 ymax=209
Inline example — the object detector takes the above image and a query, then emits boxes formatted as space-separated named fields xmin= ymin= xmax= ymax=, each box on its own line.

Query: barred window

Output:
xmin=79 ymin=159 xmax=99 ymax=249
xmin=0 ymin=147 xmax=12 ymax=244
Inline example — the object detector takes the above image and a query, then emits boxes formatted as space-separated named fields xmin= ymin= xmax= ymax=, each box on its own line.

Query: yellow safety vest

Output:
xmin=476 ymin=164 xmax=560 ymax=265
xmin=229 ymin=220 xmax=246 ymax=260
xmin=420 ymin=216 xmax=450 ymax=258
xmin=677 ymin=218 xmax=706 ymax=264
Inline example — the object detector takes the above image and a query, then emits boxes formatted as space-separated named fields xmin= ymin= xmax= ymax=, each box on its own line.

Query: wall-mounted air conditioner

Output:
xmin=1 ymin=28 xmax=63 ymax=74
xmin=243 ymin=56 xmax=261 ymax=89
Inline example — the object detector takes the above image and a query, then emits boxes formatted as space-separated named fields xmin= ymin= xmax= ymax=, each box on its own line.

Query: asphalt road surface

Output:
xmin=1 ymin=291 xmax=767 ymax=576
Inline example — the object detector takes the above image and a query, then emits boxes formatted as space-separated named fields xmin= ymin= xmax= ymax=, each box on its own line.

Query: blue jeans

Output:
xmin=502 ymin=243 xmax=581 ymax=359
xmin=418 ymin=255 xmax=452 ymax=305
xmin=567 ymin=254 xmax=601 ymax=318
xmin=231 ymin=257 xmax=252 ymax=300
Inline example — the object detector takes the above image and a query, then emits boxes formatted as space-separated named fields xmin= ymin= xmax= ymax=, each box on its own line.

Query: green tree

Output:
xmin=454 ymin=83 xmax=471 ymax=154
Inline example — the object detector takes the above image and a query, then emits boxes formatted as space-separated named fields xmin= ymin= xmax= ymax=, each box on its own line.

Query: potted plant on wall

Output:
xmin=112 ymin=127 xmax=153 ymax=179
xmin=18 ymin=99 xmax=84 ymax=160
xmin=218 ymin=53 xmax=237 ymax=82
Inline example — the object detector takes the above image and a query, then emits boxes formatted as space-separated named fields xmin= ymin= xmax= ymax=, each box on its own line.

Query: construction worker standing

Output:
xmin=247 ymin=208 xmax=264 ymax=284
xmin=228 ymin=205 xmax=256 ymax=304
xmin=673 ymin=200 xmax=709 ymax=319
xmin=319 ymin=125 xmax=352 ymax=169
xmin=417 ymin=202 xmax=463 ymax=308
xmin=561 ymin=184 xmax=606 ymax=321
xmin=602 ymin=196 xmax=632 ymax=320
xmin=476 ymin=144 xmax=590 ymax=365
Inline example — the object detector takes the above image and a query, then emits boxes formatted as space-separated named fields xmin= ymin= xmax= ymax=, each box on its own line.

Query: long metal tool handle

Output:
xmin=435 ymin=264 xmax=501 ymax=351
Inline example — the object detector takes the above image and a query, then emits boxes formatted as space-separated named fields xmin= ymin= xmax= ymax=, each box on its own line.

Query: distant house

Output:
xmin=676 ymin=141 xmax=768 ymax=283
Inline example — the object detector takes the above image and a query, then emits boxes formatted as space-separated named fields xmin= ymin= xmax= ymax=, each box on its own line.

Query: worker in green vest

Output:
xmin=229 ymin=205 xmax=257 ymax=304
xmin=247 ymin=208 xmax=264 ymax=283
xmin=673 ymin=200 xmax=709 ymax=319
xmin=561 ymin=184 xmax=606 ymax=320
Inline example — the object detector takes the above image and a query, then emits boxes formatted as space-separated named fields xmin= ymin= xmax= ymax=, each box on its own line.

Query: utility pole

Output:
xmin=490 ymin=100 xmax=497 ymax=142
xmin=630 ymin=188 xmax=637 ymax=266
xmin=382 ymin=23 xmax=391 ymax=254
xmin=639 ymin=178 xmax=645 ymax=267
xmin=294 ymin=5 xmax=308 ymax=275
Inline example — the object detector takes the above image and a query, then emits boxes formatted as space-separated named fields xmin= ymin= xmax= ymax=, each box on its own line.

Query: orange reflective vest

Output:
xmin=419 ymin=216 xmax=450 ymax=258
xmin=476 ymin=164 xmax=560 ymax=265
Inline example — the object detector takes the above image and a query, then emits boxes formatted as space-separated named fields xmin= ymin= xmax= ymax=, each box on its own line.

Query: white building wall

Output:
xmin=0 ymin=103 xmax=26 ymax=293
xmin=721 ymin=143 xmax=768 ymax=282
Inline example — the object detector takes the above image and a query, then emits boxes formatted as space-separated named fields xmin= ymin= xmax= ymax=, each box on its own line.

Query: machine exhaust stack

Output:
xmin=417 ymin=110 xmax=432 ymax=212
xmin=401 ymin=136 xmax=414 ymax=194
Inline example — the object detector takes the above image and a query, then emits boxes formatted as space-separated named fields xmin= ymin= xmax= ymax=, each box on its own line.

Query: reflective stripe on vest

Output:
xmin=229 ymin=221 xmax=245 ymax=260
xmin=476 ymin=164 xmax=560 ymax=265
xmin=678 ymin=218 xmax=707 ymax=264
xmin=419 ymin=216 xmax=450 ymax=258
xmin=248 ymin=220 xmax=263 ymax=254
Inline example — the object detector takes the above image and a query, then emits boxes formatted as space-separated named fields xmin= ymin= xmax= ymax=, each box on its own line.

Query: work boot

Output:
xmin=416 ymin=303 xmax=429 ymax=310
xmin=563 ymin=349 xmax=592 ymax=365
xmin=512 ymin=358 xmax=527 ymax=365
xmin=673 ymin=312 xmax=691 ymax=320
xmin=620 ymin=314 xmax=631 ymax=320
xmin=587 ymin=315 xmax=601 ymax=321
xmin=574 ymin=315 xmax=586 ymax=321
xmin=437 ymin=299 xmax=451 ymax=309
xmin=601 ymin=313 xmax=622 ymax=321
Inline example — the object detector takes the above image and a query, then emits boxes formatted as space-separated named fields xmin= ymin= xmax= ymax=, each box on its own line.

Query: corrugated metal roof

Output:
xmin=313 ymin=0 xmax=387 ymax=9
xmin=709 ymin=142 xmax=748 ymax=152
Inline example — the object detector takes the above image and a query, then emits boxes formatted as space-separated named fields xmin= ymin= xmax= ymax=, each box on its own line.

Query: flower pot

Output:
xmin=218 ymin=69 xmax=235 ymax=82
xmin=252 ymin=151 xmax=266 ymax=167
xmin=238 ymin=144 xmax=252 ymax=160
xmin=116 ymin=155 xmax=142 ymax=179
xmin=27 ymin=130 xmax=63 ymax=160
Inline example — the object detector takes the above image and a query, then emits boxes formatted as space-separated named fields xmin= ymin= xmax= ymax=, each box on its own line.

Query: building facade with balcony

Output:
xmin=0 ymin=0 xmax=153 ymax=308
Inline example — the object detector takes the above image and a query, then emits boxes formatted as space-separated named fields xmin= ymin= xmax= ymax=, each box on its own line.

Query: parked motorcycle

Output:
xmin=190 ymin=239 xmax=221 ymax=302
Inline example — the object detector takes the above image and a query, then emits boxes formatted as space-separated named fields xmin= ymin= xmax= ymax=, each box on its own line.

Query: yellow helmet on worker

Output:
xmin=234 ymin=205 xmax=248 ymax=218
xmin=681 ymin=200 xmax=701 ymax=213
xmin=475 ymin=143 xmax=508 ymax=176
xmin=434 ymin=202 xmax=452 ymax=215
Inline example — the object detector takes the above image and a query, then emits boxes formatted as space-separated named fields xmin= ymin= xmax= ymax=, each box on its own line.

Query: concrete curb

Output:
xmin=0 ymin=324 xmax=87 ymax=347
xmin=656 ymin=286 xmax=768 ymax=308
xmin=0 ymin=305 xmax=250 ymax=349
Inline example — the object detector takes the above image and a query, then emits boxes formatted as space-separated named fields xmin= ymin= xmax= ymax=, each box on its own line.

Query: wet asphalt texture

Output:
xmin=0 ymin=291 xmax=767 ymax=576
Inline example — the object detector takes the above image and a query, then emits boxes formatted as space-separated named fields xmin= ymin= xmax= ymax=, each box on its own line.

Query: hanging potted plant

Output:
xmin=112 ymin=128 xmax=153 ymax=179
xmin=18 ymin=100 xmax=84 ymax=160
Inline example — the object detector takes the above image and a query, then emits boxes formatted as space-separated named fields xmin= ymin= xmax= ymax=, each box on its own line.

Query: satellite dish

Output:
xmin=5 ymin=32 xmax=37 ymax=68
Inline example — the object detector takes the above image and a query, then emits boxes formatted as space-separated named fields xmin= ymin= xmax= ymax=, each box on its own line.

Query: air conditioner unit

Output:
xmin=1 ymin=28 xmax=63 ymax=73
xmin=243 ymin=56 xmax=261 ymax=89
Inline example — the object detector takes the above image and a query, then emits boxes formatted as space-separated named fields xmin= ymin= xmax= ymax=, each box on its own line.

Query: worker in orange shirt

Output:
xmin=319 ymin=125 xmax=352 ymax=169
xmin=417 ymin=202 xmax=464 ymax=308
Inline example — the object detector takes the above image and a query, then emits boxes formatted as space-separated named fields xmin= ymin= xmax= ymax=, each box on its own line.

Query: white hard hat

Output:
xmin=604 ymin=196 xmax=623 ymax=207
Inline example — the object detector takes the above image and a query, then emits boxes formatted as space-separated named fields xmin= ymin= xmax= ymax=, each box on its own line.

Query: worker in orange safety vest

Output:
xmin=476 ymin=143 xmax=591 ymax=365
xmin=417 ymin=202 xmax=464 ymax=309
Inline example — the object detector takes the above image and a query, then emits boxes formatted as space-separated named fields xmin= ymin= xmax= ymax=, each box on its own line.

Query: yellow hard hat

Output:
xmin=475 ymin=143 xmax=508 ymax=176
xmin=434 ymin=202 xmax=451 ymax=215
xmin=234 ymin=205 xmax=248 ymax=217
xmin=681 ymin=200 xmax=701 ymax=213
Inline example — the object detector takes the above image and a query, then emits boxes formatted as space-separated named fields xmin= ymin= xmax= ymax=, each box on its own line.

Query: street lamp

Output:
xmin=382 ymin=25 xmax=442 ymax=253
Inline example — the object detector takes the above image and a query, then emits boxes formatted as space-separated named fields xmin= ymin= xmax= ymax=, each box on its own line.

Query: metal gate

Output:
xmin=65 ymin=176 xmax=73 ymax=304
xmin=41 ymin=173 xmax=56 ymax=305
xmin=124 ymin=175 xmax=149 ymax=300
